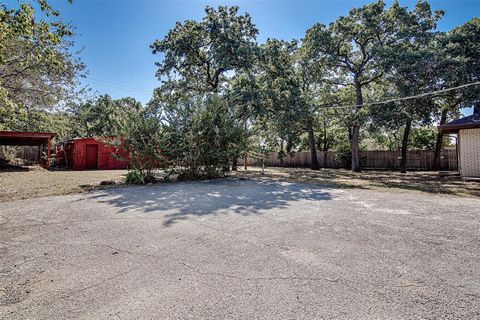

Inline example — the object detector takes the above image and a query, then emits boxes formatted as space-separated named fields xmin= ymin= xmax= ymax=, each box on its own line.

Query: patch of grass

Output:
xmin=0 ymin=168 xmax=129 ymax=202
xmin=2 ymin=165 xmax=478 ymax=202
xmin=233 ymin=167 xmax=480 ymax=197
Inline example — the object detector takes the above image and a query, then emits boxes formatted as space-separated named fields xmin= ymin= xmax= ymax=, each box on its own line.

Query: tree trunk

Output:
xmin=279 ymin=140 xmax=284 ymax=166
xmin=351 ymin=125 xmax=360 ymax=171
xmin=243 ymin=118 xmax=248 ymax=170
xmin=400 ymin=118 xmax=412 ymax=174
xmin=351 ymin=80 xmax=363 ymax=172
xmin=323 ymin=119 xmax=328 ymax=168
xmin=433 ymin=109 xmax=448 ymax=171
xmin=474 ymin=103 xmax=480 ymax=114
xmin=307 ymin=124 xmax=320 ymax=170
xmin=231 ymin=156 xmax=238 ymax=171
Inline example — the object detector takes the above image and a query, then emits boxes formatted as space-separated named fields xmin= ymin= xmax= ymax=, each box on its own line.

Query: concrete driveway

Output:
xmin=1 ymin=178 xmax=479 ymax=319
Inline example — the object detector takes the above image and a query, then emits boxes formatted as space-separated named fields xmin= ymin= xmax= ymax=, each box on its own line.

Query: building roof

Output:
xmin=438 ymin=113 xmax=480 ymax=134
xmin=0 ymin=131 xmax=56 ymax=146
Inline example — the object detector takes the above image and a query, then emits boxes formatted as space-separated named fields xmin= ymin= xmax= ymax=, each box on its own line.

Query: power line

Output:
xmin=79 ymin=77 xmax=480 ymax=107
xmin=88 ymin=78 xmax=153 ymax=93
xmin=82 ymin=78 xmax=153 ymax=94
xmin=83 ymin=80 xmax=151 ymax=94
xmin=82 ymin=81 xmax=148 ymax=94
xmin=323 ymin=81 xmax=480 ymax=110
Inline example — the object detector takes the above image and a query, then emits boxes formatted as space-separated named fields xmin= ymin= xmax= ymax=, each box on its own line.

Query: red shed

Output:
xmin=56 ymin=137 xmax=129 ymax=170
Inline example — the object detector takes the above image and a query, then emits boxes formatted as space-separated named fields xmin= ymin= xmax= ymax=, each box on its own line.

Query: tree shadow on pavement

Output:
xmin=87 ymin=178 xmax=332 ymax=226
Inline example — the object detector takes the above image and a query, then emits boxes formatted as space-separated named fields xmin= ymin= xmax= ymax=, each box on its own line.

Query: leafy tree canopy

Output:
xmin=151 ymin=6 xmax=258 ymax=93
xmin=70 ymin=95 xmax=140 ymax=138
xmin=0 ymin=0 xmax=84 ymax=131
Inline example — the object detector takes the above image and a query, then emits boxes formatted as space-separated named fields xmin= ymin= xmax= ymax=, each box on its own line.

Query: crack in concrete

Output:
xmin=0 ymin=217 xmax=168 ymax=231
xmin=172 ymin=257 xmax=340 ymax=283
xmin=95 ymin=243 xmax=341 ymax=284
xmin=66 ymin=265 xmax=141 ymax=296
xmin=93 ymin=244 xmax=167 ymax=262
xmin=56 ymin=244 xmax=166 ymax=299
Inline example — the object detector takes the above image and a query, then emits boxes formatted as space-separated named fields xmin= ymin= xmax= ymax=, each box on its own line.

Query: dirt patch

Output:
xmin=0 ymin=168 xmax=128 ymax=202
xmin=234 ymin=167 xmax=480 ymax=197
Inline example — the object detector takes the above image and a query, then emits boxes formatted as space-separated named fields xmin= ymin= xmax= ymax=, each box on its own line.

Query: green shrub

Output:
xmin=162 ymin=94 xmax=243 ymax=180
xmin=125 ymin=169 xmax=156 ymax=185
xmin=333 ymin=143 xmax=352 ymax=169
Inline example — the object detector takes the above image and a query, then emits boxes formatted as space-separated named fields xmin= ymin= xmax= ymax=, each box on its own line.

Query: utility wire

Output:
xmin=82 ymin=78 xmax=153 ymax=94
xmin=80 ymin=77 xmax=480 ymax=107
xmin=88 ymin=78 xmax=153 ymax=93
xmin=82 ymin=81 xmax=149 ymax=94
xmin=323 ymin=81 xmax=480 ymax=110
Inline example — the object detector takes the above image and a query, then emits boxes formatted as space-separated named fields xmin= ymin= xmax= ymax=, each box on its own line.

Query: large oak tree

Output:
xmin=151 ymin=6 xmax=258 ymax=94
xmin=304 ymin=0 xmax=394 ymax=171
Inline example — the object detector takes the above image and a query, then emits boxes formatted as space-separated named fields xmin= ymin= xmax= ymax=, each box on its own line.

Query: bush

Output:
xmin=333 ymin=142 xmax=352 ymax=169
xmin=112 ymin=93 xmax=245 ymax=182
xmin=125 ymin=169 xmax=156 ymax=185
xmin=105 ymin=101 xmax=168 ymax=184
xmin=162 ymin=94 xmax=244 ymax=180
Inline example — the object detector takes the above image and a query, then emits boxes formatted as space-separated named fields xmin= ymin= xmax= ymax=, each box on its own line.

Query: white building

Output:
xmin=439 ymin=111 xmax=480 ymax=178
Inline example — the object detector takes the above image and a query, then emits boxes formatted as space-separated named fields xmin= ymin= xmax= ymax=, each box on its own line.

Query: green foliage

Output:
xmin=304 ymin=0 xmax=389 ymax=90
xmin=332 ymin=141 xmax=353 ymax=169
xmin=303 ymin=0 xmax=398 ymax=170
xmin=438 ymin=17 xmax=480 ymax=111
xmin=444 ymin=18 xmax=480 ymax=85
xmin=159 ymin=93 xmax=243 ymax=180
xmin=377 ymin=1 xmax=441 ymax=122
xmin=149 ymin=5 xmax=258 ymax=177
xmin=151 ymin=5 xmax=258 ymax=93
xmin=146 ymin=2 xmax=480 ymax=174
xmin=125 ymin=168 xmax=156 ymax=185
xmin=364 ymin=128 xmax=402 ymax=151
xmin=408 ymin=126 xmax=438 ymax=151
xmin=4 ymin=2 xmax=479 ymax=177
xmin=105 ymin=99 xmax=166 ymax=183
xmin=70 ymin=95 xmax=138 ymax=138
xmin=256 ymin=39 xmax=303 ymax=144
xmin=364 ymin=125 xmax=447 ymax=151
xmin=0 ymin=0 xmax=84 ymax=131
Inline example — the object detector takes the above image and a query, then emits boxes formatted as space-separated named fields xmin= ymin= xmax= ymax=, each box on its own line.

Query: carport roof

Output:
xmin=0 ymin=131 xmax=56 ymax=146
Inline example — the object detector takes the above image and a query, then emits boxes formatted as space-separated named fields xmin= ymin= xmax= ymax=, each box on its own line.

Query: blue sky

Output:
xmin=49 ymin=0 xmax=480 ymax=105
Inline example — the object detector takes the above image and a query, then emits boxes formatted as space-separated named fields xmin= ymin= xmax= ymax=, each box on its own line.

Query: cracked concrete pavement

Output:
xmin=1 ymin=178 xmax=480 ymax=319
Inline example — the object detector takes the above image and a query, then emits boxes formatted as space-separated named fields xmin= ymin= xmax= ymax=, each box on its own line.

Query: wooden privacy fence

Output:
xmin=0 ymin=146 xmax=41 ymax=165
xmin=239 ymin=149 xmax=458 ymax=171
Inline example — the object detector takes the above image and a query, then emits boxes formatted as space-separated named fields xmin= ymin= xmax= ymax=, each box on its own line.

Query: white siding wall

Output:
xmin=459 ymin=128 xmax=480 ymax=177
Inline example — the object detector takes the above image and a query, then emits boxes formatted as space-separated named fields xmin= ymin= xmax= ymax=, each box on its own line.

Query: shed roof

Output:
xmin=0 ymin=131 xmax=56 ymax=146
xmin=438 ymin=113 xmax=480 ymax=134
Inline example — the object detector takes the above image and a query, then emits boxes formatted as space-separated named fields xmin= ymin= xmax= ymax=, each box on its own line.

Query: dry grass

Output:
xmin=1 ymin=166 xmax=478 ymax=202
xmin=233 ymin=167 xmax=480 ymax=198
xmin=0 ymin=167 xmax=128 ymax=202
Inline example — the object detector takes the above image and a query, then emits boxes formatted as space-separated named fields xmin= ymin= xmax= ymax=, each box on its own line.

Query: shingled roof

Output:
xmin=438 ymin=112 xmax=480 ymax=133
